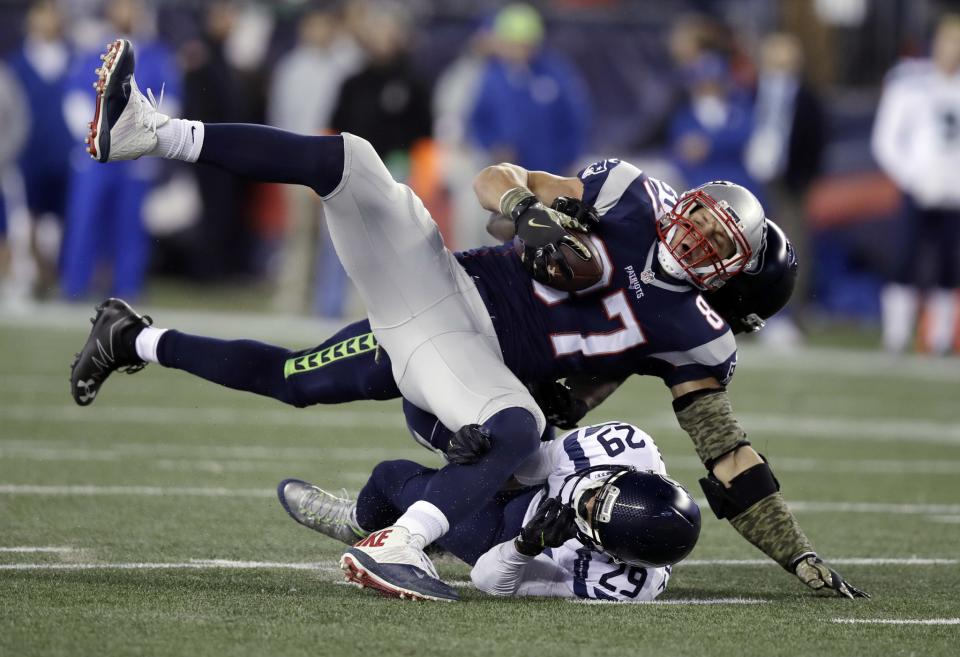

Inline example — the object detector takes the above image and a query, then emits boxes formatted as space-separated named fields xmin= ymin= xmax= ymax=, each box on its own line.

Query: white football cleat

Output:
xmin=340 ymin=526 xmax=459 ymax=602
xmin=87 ymin=38 xmax=169 ymax=163
xmin=277 ymin=479 xmax=368 ymax=545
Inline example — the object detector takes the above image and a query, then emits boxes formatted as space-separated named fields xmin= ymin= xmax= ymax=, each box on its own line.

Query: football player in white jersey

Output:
xmin=279 ymin=420 xmax=699 ymax=601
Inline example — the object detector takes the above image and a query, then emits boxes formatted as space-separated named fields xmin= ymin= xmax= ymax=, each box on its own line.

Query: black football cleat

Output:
xmin=70 ymin=298 xmax=152 ymax=406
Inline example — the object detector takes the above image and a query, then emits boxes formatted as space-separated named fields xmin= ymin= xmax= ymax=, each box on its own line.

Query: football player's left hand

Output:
xmin=446 ymin=424 xmax=492 ymax=465
xmin=792 ymin=554 xmax=871 ymax=599
xmin=515 ymin=497 xmax=577 ymax=556
xmin=529 ymin=380 xmax=589 ymax=430
xmin=550 ymin=196 xmax=600 ymax=233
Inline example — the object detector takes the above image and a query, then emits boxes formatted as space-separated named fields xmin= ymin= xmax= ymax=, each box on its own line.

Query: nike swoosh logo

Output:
xmin=527 ymin=217 xmax=553 ymax=229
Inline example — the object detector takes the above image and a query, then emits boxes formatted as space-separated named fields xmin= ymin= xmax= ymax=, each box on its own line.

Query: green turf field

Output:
xmin=2 ymin=308 xmax=959 ymax=657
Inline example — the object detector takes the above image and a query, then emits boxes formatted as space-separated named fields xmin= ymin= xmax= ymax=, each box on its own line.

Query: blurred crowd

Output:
xmin=0 ymin=0 xmax=959 ymax=355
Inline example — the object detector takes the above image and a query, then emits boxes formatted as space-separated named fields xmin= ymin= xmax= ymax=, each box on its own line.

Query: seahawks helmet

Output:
xmin=657 ymin=181 xmax=767 ymax=290
xmin=702 ymin=219 xmax=798 ymax=333
xmin=557 ymin=465 xmax=701 ymax=567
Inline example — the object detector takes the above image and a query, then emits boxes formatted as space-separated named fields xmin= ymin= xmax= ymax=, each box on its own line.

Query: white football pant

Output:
xmin=320 ymin=133 xmax=546 ymax=435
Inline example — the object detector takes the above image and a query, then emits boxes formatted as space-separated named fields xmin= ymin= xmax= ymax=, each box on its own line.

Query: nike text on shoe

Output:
xmin=87 ymin=38 xmax=169 ymax=162
xmin=277 ymin=479 xmax=368 ymax=545
xmin=70 ymin=298 xmax=152 ymax=406
xmin=339 ymin=527 xmax=459 ymax=602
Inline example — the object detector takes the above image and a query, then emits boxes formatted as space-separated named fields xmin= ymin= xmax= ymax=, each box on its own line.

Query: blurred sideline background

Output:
xmin=0 ymin=0 xmax=958 ymax=355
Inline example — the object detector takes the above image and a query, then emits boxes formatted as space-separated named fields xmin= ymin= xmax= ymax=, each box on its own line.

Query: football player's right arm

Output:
xmin=473 ymin=164 xmax=584 ymax=214
xmin=670 ymin=377 xmax=868 ymax=598
xmin=476 ymin=165 xmax=585 ymax=240
xmin=470 ymin=541 xmax=571 ymax=597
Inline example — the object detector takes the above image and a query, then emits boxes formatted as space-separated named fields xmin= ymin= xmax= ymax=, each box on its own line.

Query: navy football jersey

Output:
xmin=456 ymin=158 xmax=737 ymax=388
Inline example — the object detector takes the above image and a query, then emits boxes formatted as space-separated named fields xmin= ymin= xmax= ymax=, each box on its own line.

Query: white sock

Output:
xmin=927 ymin=289 xmax=958 ymax=355
xmin=135 ymin=326 xmax=169 ymax=364
xmin=395 ymin=501 xmax=450 ymax=549
xmin=881 ymin=283 xmax=919 ymax=353
xmin=152 ymin=119 xmax=205 ymax=162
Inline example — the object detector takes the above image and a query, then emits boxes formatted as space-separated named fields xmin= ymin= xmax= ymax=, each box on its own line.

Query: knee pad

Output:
xmin=699 ymin=456 xmax=781 ymax=520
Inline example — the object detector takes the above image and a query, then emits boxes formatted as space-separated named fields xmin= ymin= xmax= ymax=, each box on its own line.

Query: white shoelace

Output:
xmin=135 ymin=82 xmax=165 ymax=134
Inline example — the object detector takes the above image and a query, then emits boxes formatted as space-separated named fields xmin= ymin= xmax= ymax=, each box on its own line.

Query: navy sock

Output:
xmin=356 ymin=459 xmax=433 ymax=531
xmin=420 ymin=407 xmax=541 ymax=526
xmin=356 ymin=458 xmax=539 ymax=565
xmin=197 ymin=124 xmax=344 ymax=197
xmin=155 ymin=319 xmax=400 ymax=407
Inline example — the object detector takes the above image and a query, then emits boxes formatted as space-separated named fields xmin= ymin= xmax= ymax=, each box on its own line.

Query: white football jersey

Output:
xmin=471 ymin=422 xmax=673 ymax=601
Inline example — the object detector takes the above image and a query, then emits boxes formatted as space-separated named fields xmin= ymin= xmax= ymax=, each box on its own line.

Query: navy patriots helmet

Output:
xmin=702 ymin=219 xmax=798 ymax=334
xmin=559 ymin=465 xmax=701 ymax=568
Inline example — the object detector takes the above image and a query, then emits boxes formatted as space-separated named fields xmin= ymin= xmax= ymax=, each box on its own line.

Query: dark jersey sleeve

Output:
xmin=643 ymin=301 xmax=739 ymax=388
xmin=577 ymin=159 xmax=679 ymax=224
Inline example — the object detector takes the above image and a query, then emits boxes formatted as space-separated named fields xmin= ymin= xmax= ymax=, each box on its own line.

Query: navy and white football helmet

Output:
xmin=557 ymin=465 xmax=701 ymax=567
xmin=702 ymin=219 xmax=798 ymax=333
xmin=657 ymin=181 xmax=767 ymax=291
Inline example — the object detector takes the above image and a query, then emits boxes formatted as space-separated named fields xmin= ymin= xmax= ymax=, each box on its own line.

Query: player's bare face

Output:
xmin=669 ymin=206 xmax=735 ymax=266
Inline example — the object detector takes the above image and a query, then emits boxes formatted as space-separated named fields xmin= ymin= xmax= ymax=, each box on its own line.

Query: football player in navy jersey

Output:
xmin=69 ymin=39 xmax=866 ymax=601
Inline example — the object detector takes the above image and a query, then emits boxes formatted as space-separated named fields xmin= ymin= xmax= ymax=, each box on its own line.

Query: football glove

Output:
xmin=791 ymin=553 xmax=871 ymax=599
xmin=529 ymin=380 xmax=589 ymax=430
xmin=446 ymin=423 xmax=492 ymax=465
xmin=501 ymin=188 xmax=595 ymax=286
xmin=515 ymin=496 xmax=577 ymax=556
xmin=550 ymin=196 xmax=600 ymax=233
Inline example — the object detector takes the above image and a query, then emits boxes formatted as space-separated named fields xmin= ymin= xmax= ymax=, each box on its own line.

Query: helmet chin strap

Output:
xmin=656 ymin=239 xmax=694 ymax=285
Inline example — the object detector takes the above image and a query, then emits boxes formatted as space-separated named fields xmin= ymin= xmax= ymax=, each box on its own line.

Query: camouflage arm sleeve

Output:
xmin=729 ymin=493 xmax=814 ymax=570
xmin=673 ymin=389 xmax=749 ymax=467
xmin=676 ymin=389 xmax=815 ymax=571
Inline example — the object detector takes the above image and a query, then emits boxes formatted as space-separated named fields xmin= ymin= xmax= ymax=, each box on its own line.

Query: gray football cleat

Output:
xmin=277 ymin=479 xmax=368 ymax=545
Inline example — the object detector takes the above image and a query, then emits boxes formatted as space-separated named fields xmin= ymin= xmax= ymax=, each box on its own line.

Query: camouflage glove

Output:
xmin=515 ymin=496 xmax=577 ymax=556
xmin=550 ymin=196 xmax=600 ymax=233
xmin=529 ymin=380 xmax=589 ymax=430
xmin=791 ymin=553 xmax=870 ymax=599
xmin=446 ymin=424 xmax=491 ymax=465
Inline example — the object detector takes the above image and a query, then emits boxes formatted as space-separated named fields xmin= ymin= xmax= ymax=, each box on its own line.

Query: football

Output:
xmin=515 ymin=233 xmax=603 ymax=292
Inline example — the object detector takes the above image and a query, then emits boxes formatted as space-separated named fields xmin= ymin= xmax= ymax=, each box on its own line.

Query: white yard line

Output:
xmin=7 ymin=442 xmax=960 ymax=476
xmin=683 ymin=558 xmax=957 ymax=566
xmin=4 ymin=438 xmax=960 ymax=476
xmin=929 ymin=515 xmax=960 ymax=524
xmin=831 ymin=618 xmax=960 ymax=626
xmin=574 ymin=597 xmax=769 ymax=605
xmin=0 ymin=405 xmax=403 ymax=429
xmin=0 ymin=559 xmax=339 ymax=572
xmin=0 ymin=546 xmax=75 ymax=553
xmin=0 ymin=484 xmax=274 ymax=498
xmin=0 ymin=443 xmax=435 ymax=464
xmin=5 ymin=303 xmax=960 ymax=383
xmin=2 ymin=483 xmax=958 ymax=517
xmin=4 ymin=404 xmax=960 ymax=447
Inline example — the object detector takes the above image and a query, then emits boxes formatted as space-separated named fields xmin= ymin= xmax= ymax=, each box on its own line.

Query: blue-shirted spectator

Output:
xmin=8 ymin=1 xmax=73 ymax=229
xmin=668 ymin=53 xmax=762 ymax=205
xmin=468 ymin=3 xmax=590 ymax=174
xmin=60 ymin=0 xmax=180 ymax=300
